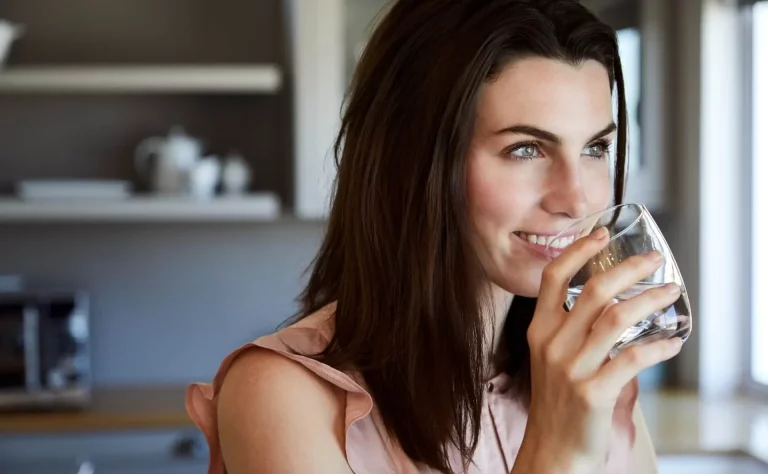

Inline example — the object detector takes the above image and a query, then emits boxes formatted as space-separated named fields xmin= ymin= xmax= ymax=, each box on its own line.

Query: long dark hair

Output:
xmin=296 ymin=0 xmax=628 ymax=471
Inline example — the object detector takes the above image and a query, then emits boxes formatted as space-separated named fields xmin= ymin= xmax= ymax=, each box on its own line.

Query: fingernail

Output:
xmin=666 ymin=283 xmax=681 ymax=295
xmin=648 ymin=250 xmax=663 ymax=263
xmin=592 ymin=227 xmax=608 ymax=240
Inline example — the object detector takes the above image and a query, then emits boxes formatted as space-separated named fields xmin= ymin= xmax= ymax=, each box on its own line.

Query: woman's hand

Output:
xmin=512 ymin=227 xmax=682 ymax=474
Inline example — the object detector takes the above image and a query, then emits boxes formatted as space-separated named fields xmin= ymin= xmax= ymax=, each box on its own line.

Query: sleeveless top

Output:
xmin=186 ymin=303 xmax=637 ymax=473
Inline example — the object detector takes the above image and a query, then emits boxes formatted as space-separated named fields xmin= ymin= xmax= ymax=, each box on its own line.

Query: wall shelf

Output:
xmin=0 ymin=65 xmax=282 ymax=94
xmin=0 ymin=194 xmax=282 ymax=222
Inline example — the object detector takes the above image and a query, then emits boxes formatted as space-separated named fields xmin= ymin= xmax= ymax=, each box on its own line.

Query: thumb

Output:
xmin=612 ymin=376 xmax=639 ymax=445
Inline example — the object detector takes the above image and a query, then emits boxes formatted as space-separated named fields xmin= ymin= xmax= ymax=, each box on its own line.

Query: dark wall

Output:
xmin=3 ymin=0 xmax=282 ymax=64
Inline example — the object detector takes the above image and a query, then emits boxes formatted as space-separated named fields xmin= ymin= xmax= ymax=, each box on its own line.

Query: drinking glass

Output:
xmin=544 ymin=203 xmax=692 ymax=356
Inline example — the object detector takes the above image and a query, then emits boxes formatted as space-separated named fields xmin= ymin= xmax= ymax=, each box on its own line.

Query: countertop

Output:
xmin=1 ymin=386 xmax=766 ymax=466
xmin=640 ymin=390 xmax=768 ymax=464
xmin=0 ymin=386 xmax=192 ymax=434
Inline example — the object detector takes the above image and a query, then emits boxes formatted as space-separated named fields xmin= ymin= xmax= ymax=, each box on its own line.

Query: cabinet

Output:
xmin=0 ymin=0 xmax=290 ymax=222
xmin=1 ymin=458 xmax=207 ymax=474
xmin=0 ymin=430 xmax=208 ymax=474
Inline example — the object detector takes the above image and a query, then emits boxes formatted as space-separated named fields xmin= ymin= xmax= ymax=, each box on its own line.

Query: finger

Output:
xmin=536 ymin=227 xmax=610 ymax=316
xmin=575 ymin=282 xmax=682 ymax=372
xmin=578 ymin=214 xmax=602 ymax=239
xmin=594 ymin=338 xmax=682 ymax=397
xmin=563 ymin=250 xmax=664 ymax=337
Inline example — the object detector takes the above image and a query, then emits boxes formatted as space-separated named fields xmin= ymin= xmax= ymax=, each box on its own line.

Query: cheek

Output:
xmin=466 ymin=154 xmax=531 ymax=230
xmin=584 ymin=162 xmax=612 ymax=209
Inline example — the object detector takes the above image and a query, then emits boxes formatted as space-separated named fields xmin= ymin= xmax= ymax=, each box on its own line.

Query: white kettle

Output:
xmin=135 ymin=126 xmax=203 ymax=195
xmin=0 ymin=20 xmax=24 ymax=67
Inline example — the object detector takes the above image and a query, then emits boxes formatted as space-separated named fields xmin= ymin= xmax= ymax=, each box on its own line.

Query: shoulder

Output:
xmin=219 ymin=346 xmax=346 ymax=413
xmin=217 ymin=347 xmax=352 ymax=473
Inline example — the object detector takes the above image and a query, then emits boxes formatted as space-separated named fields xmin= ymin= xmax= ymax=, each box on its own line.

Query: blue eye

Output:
xmin=582 ymin=141 xmax=612 ymax=159
xmin=507 ymin=143 xmax=542 ymax=160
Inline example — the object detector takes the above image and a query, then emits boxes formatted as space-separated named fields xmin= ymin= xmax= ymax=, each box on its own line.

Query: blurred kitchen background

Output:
xmin=0 ymin=0 xmax=765 ymax=472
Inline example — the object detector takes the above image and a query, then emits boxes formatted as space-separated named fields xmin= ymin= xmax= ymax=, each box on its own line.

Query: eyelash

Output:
xmin=586 ymin=139 xmax=614 ymax=159
xmin=504 ymin=139 xmax=614 ymax=161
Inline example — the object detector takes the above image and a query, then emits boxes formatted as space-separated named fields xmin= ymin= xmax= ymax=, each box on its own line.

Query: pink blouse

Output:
xmin=186 ymin=303 xmax=636 ymax=473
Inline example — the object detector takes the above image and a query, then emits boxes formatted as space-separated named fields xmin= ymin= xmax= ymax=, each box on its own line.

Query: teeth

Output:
xmin=517 ymin=232 xmax=575 ymax=249
xmin=550 ymin=234 xmax=576 ymax=249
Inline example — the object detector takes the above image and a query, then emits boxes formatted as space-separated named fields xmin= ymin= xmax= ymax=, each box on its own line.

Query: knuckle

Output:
xmin=622 ymin=345 xmax=646 ymax=368
xmin=542 ymin=264 xmax=562 ymax=286
xmin=581 ymin=279 xmax=608 ymax=302
xmin=603 ymin=305 xmax=630 ymax=330
xmin=564 ymin=363 xmax=582 ymax=383
xmin=577 ymin=382 xmax=616 ymax=410
xmin=526 ymin=325 xmax=540 ymax=347
xmin=574 ymin=383 xmax=601 ymax=408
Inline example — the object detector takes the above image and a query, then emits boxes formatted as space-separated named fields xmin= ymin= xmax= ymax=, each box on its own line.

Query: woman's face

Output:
xmin=467 ymin=57 xmax=615 ymax=298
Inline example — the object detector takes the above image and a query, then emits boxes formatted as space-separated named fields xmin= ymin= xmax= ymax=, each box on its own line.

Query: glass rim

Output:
xmin=545 ymin=202 xmax=648 ymax=252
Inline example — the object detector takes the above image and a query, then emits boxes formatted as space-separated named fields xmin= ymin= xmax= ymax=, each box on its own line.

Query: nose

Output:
xmin=541 ymin=159 xmax=589 ymax=219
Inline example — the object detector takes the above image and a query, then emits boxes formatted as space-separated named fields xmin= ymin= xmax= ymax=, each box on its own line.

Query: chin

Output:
xmin=507 ymin=281 xmax=540 ymax=298
xmin=494 ymin=266 xmax=544 ymax=299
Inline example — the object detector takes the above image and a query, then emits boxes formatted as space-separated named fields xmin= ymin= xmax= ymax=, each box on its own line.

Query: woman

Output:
xmin=186 ymin=0 xmax=682 ymax=472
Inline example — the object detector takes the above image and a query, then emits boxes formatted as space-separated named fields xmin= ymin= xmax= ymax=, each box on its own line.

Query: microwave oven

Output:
xmin=0 ymin=290 xmax=91 ymax=410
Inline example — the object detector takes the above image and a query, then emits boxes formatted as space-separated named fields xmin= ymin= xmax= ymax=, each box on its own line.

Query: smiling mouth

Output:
xmin=513 ymin=231 xmax=577 ymax=250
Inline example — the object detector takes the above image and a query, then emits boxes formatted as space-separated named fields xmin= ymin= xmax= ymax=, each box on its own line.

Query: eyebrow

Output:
xmin=493 ymin=122 xmax=618 ymax=144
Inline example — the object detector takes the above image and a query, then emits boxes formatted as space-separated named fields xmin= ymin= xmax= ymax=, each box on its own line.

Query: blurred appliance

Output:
xmin=0 ymin=290 xmax=91 ymax=411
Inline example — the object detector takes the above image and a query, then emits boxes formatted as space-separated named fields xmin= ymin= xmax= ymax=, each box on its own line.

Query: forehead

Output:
xmin=476 ymin=57 xmax=614 ymax=138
